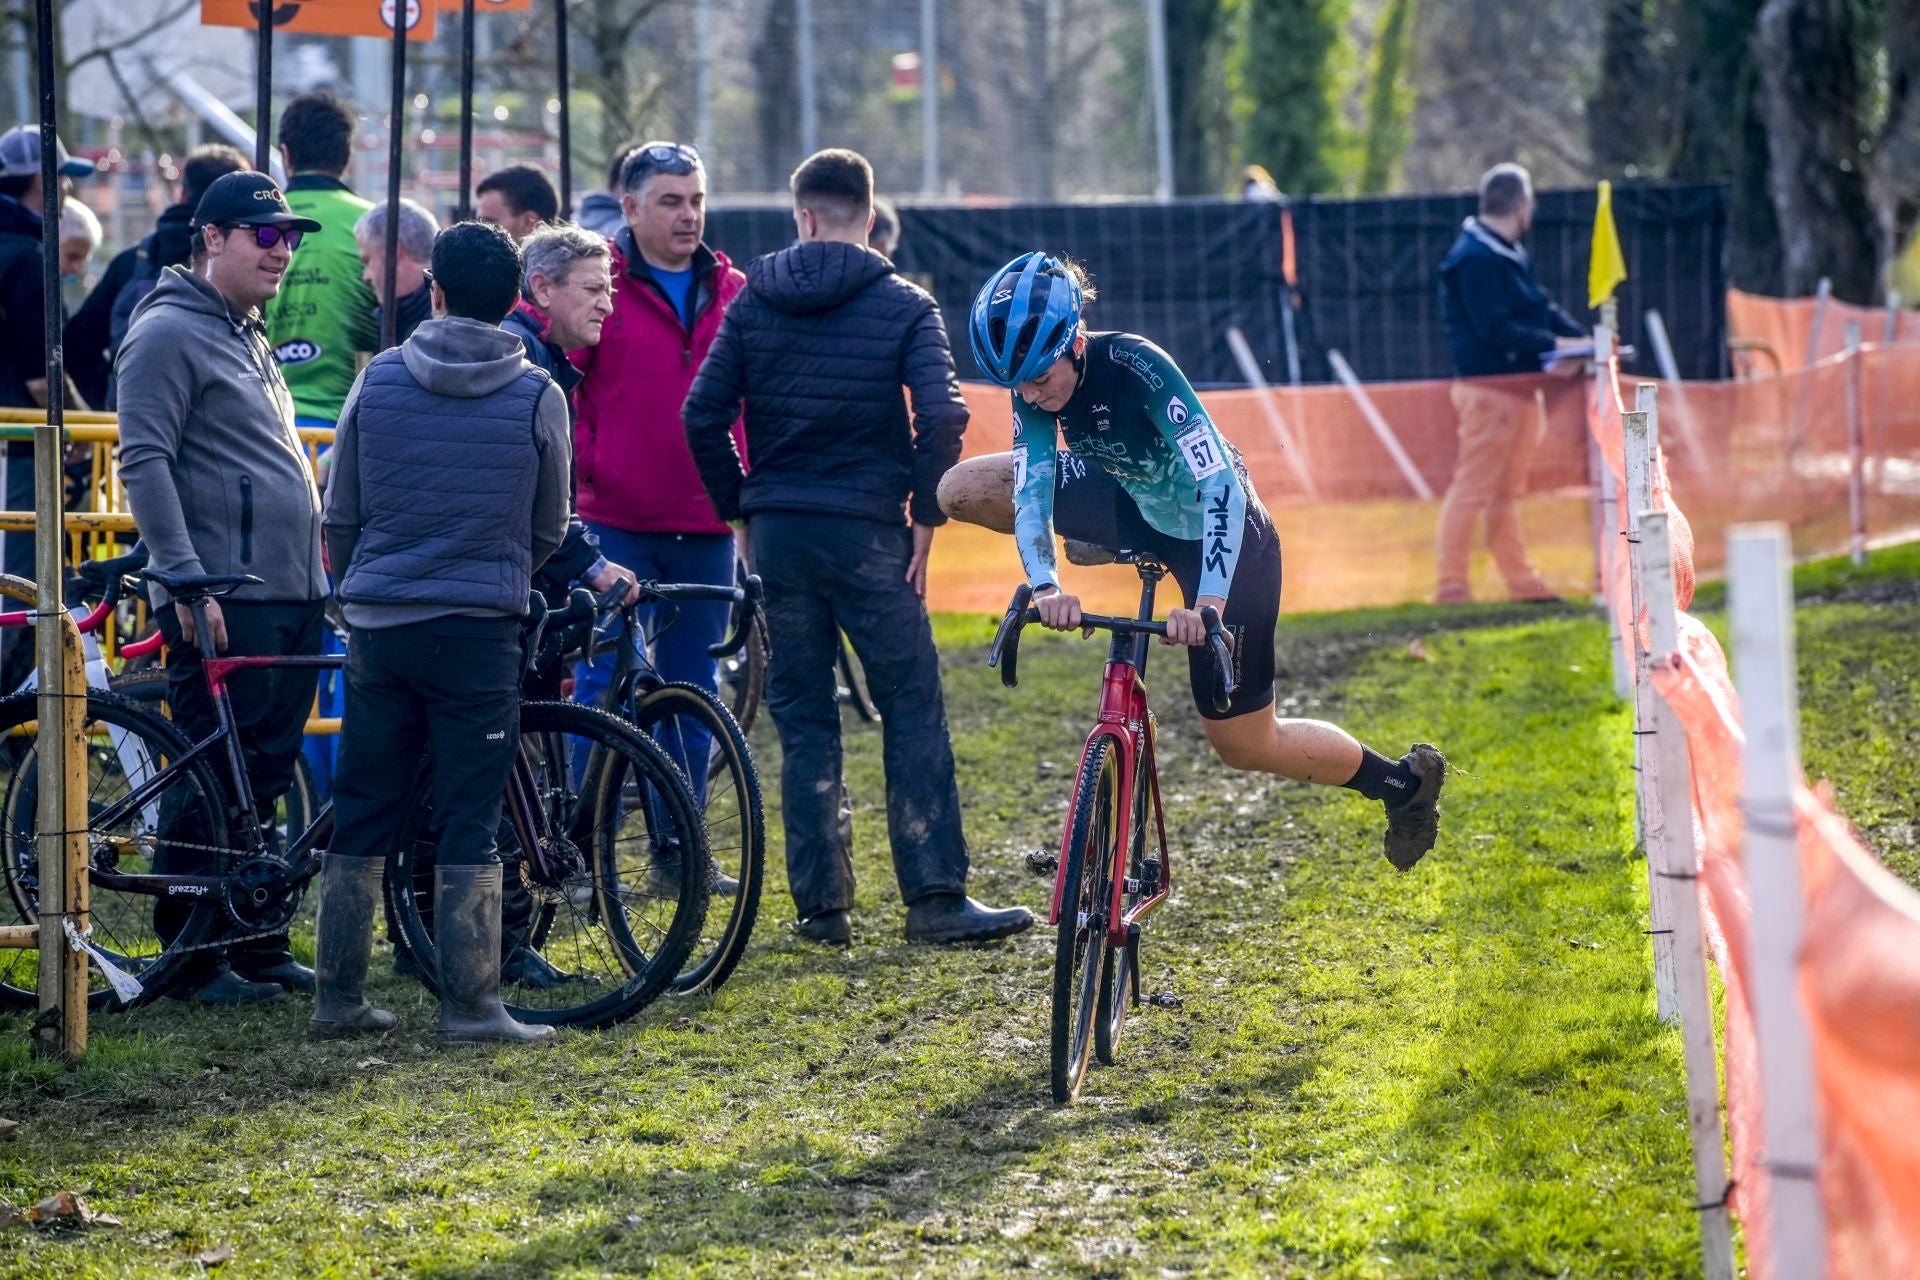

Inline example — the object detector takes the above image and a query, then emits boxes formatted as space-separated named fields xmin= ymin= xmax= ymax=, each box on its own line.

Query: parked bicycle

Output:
xmin=0 ymin=568 xmax=711 ymax=1029
xmin=540 ymin=576 xmax=767 ymax=995
xmin=989 ymin=554 xmax=1234 ymax=1103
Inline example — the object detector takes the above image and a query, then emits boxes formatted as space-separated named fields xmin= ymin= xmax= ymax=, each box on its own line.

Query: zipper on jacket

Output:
xmin=239 ymin=475 xmax=254 ymax=564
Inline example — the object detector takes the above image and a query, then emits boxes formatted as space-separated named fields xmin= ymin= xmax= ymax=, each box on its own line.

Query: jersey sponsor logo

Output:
xmin=1165 ymin=395 xmax=1188 ymax=426
xmin=1090 ymin=403 xmax=1111 ymax=431
xmin=1074 ymin=433 xmax=1133 ymax=466
xmin=1204 ymin=489 xmax=1234 ymax=579
xmin=1176 ymin=423 xmax=1226 ymax=481
xmin=1107 ymin=343 xmax=1164 ymax=390
xmin=1058 ymin=451 xmax=1088 ymax=483
xmin=273 ymin=337 xmax=322 ymax=365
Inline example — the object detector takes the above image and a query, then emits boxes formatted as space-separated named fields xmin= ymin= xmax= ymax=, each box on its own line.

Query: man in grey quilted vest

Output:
xmin=315 ymin=220 xmax=570 ymax=1048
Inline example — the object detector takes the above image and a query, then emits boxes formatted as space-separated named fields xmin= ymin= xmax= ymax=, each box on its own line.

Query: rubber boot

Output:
xmin=308 ymin=856 xmax=397 ymax=1040
xmin=435 ymin=862 xmax=556 ymax=1048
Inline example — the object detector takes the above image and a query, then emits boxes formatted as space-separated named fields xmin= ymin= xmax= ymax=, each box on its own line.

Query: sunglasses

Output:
xmin=225 ymin=223 xmax=304 ymax=251
xmin=623 ymin=142 xmax=702 ymax=187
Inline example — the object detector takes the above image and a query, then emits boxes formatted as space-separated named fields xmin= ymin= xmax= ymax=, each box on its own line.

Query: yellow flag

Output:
xmin=1588 ymin=179 xmax=1627 ymax=309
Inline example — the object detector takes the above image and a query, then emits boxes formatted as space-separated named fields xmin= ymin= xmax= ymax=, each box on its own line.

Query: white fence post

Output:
xmin=1592 ymin=316 xmax=1630 ymax=697
xmin=1625 ymin=387 xmax=1679 ymax=1022
xmin=1844 ymin=322 xmax=1867 ymax=567
xmin=1729 ymin=523 xmax=1828 ymax=1279
xmin=1641 ymin=509 xmax=1738 ymax=1280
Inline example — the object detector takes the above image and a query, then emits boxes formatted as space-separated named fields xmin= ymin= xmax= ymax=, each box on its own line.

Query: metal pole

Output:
xmin=458 ymin=0 xmax=476 ymax=221
xmin=33 ymin=0 xmax=86 ymax=1063
xmin=383 ymin=0 xmax=407 ymax=351
xmin=254 ymin=0 xmax=273 ymax=171
xmin=1144 ymin=0 xmax=1173 ymax=200
xmin=556 ymin=0 xmax=572 ymax=218
xmin=695 ymin=0 xmax=713 ymax=158
xmin=797 ymin=0 xmax=817 ymax=156
xmin=919 ymin=0 xmax=938 ymax=195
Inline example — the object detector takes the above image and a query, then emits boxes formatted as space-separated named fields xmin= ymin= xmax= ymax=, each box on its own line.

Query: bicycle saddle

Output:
xmin=1113 ymin=549 xmax=1169 ymax=570
xmin=138 ymin=568 xmax=263 ymax=600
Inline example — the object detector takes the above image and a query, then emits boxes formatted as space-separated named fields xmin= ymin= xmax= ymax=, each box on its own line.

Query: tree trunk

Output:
xmin=1753 ymin=0 xmax=1879 ymax=301
xmin=1871 ymin=0 xmax=1920 ymax=280
xmin=1669 ymin=0 xmax=1780 ymax=294
xmin=1166 ymin=0 xmax=1226 ymax=196
xmin=751 ymin=0 xmax=800 ymax=194
xmin=1359 ymin=0 xmax=1418 ymax=194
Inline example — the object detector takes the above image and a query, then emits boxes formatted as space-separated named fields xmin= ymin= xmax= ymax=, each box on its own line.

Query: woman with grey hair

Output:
xmin=353 ymin=198 xmax=440 ymax=346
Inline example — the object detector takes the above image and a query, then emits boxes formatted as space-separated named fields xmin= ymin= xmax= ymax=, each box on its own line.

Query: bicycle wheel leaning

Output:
xmin=1053 ymin=736 xmax=1122 ymax=1104
xmin=0 ymin=689 xmax=234 ymax=1009
xmin=626 ymin=682 xmax=764 ymax=995
xmin=385 ymin=699 xmax=710 ymax=1029
xmin=1097 ymin=727 xmax=1153 ymax=1065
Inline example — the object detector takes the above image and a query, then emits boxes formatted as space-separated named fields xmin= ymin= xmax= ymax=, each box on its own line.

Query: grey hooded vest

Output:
xmin=336 ymin=349 xmax=549 ymax=614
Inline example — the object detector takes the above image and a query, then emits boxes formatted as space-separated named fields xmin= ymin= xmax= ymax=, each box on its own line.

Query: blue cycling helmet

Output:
xmin=969 ymin=251 xmax=1083 ymax=387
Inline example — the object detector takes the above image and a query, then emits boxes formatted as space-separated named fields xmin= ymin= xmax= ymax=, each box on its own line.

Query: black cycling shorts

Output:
xmin=1051 ymin=451 xmax=1280 ymax=722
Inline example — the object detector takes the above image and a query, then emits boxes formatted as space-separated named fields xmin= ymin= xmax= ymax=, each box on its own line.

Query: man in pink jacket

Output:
xmin=571 ymin=141 xmax=746 ymax=722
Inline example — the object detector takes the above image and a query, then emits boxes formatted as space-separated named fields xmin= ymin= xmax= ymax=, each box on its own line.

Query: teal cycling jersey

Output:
xmin=1012 ymin=332 xmax=1248 ymax=599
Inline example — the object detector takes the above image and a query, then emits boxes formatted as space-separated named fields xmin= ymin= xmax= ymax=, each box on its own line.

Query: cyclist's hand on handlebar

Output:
xmin=1163 ymin=595 xmax=1228 ymax=647
xmin=1033 ymin=586 xmax=1091 ymax=636
xmin=590 ymin=559 xmax=642 ymax=606
xmin=177 ymin=600 xmax=228 ymax=652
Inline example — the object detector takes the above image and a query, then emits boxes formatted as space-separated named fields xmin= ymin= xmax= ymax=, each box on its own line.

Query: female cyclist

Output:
xmin=940 ymin=252 xmax=1445 ymax=869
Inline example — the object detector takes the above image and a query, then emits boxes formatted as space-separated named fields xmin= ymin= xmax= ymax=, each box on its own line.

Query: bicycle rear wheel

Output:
xmin=385 ymin=700 xmax=710 ymax=1029
xmin=626 ymin=682 xmax=764 ymax=995
xmin=0 ymin=689 xmax=233 ymax=1009
xmin=1053 ymin=736 xmax=1120 ymax=1104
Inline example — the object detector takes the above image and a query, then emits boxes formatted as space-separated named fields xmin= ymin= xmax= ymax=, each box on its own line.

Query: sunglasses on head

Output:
xmin=624 ymin=142 xmax=701 ymax=186
xmin=226 ymin=223 xmax=303 ymax=251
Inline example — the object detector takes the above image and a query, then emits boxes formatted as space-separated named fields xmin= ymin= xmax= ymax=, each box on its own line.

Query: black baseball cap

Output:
xmin=191 ymin=171 xmax=322 ymax=233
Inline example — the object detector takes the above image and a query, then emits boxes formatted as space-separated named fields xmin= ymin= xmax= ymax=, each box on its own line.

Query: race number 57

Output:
xmin=1176 ymin=424 xmax=1226 ymax=480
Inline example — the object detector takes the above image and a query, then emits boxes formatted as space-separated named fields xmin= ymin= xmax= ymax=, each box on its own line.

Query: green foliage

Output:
xmin=1358 ymin=0 xmax=1419 ymax=193
xmin=1229 ymin=0 xmax=1353 ymax=195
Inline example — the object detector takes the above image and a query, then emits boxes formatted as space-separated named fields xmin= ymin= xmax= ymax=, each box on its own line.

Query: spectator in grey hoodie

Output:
xmin=117 ymin=171 xmax=329 ymax=1006
xmin=575 ymin=141 xmax=640 ymax=238
xmin=313 ymin=221 xmax=570 ymax=1048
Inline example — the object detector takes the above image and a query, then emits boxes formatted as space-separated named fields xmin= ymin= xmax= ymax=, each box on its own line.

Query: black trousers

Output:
xmin=751 ymin=511 xmax=970 ymax=920
xmin=0 ymin=442 xmax=37 ymax=693
xmin=153 ymin=598 xmax=325 ymax=959
xmin=330 ymin=616 xmax=523 ymax=869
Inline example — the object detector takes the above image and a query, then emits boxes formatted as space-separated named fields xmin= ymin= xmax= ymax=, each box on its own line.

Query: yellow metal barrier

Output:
xmin=0 ymin=418 xmax=340 ymax=736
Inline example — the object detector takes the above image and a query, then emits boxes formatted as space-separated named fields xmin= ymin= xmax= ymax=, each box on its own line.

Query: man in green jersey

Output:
xmin=266 ymin=92 xmax=379 ymax=429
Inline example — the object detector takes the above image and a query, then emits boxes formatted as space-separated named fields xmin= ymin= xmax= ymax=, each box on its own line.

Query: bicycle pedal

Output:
xmin=1023 ymin=849 xmax=1059 ymax=878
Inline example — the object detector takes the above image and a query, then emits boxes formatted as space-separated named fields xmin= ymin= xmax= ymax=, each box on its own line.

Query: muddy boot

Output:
xmin=308 ymin=856 xmax=397 ymax=1040
xmin=435 ymin=862 xmax=555 ymax=1048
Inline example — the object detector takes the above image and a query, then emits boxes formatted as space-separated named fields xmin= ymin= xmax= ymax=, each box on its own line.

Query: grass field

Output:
xmin=1 ymin=547 xmax=1914 ymax=1278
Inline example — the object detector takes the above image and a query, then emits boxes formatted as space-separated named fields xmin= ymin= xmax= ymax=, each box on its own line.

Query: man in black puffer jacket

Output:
xmin=684 ymin=148 xmax=1031 ymax=949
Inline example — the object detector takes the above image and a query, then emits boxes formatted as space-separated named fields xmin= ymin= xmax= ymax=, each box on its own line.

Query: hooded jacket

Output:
xmin=575 ymin=192 xmax=624 ymax=238
xmin=682 ymin=239 xmax=968 ymax=527
xmin=116 ymin=266 xmax=327 ymax=606
xmin=1438 ymin=217 xmax=1585 ymax=378
xmin=572 ymin=231 xmax=745 ymax=535
xmin=65 ymin=201 xmax=195 ymax=406
xmin=323 ymin=315 xmax=571 ymax=629
xmin=0 ymin=194 xmax=55 ymax=409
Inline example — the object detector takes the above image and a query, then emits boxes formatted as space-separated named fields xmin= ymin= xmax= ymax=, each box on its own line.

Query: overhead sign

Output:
xmin=200 ymin=0 xmax=438 ymax=43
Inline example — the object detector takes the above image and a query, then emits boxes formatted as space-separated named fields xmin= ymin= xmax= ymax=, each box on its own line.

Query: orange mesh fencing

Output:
xmin=1652 ymin=628 xmax=1920 ymax=1279
xmin=928 ymin=344 xmax=1920 ymax=617
xmin=1728 ymin=288 xmax=1920 ymax=372
xmin=1582 ymin=341 xmax=1920 ymax=1275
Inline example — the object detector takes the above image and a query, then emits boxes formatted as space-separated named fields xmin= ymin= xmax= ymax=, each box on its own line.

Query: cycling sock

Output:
xmin=1341 ymin=747 xmax=1418 ymax=803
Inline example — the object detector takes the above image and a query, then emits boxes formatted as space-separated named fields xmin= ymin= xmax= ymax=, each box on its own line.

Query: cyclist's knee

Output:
xmin=936 ymin=454 xmax=1016 ymax=532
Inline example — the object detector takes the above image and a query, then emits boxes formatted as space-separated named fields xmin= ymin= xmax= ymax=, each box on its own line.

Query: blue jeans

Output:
xmin=572 ymin=526 xmax=735 ymax=793
xmin=297 ymin=416 xmax=342 ymax=800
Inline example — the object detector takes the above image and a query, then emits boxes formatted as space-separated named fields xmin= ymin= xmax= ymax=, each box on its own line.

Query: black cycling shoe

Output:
xmin=904 ymin=895 xmax=1034 ymax=945
xmin=792 ymin=909 xmax=852 ymax=947
xmin=1383 ymin=743 xmax=1447 ymax=870
xmin=501 ymin=946 xmax=580 ymax=989
xmin=164 ymin=961 xmax=286 ymax=1006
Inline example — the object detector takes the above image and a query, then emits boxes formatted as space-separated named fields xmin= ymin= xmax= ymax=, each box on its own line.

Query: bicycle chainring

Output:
xmin=224 ymin=857 xmax=302 ymax=933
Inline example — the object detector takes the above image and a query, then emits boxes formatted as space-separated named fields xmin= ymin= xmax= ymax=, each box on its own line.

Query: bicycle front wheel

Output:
xmin=1052 ymin=736 xmax=1121 ymax=1104
xmin=385 ymin=700 xmax=710 ymax=1029
xmin=1097 ymin=729 xmax=1153 ymax=1065
xmin=0 ymin=689 xmax=233 ymax=1009
xmin=627 ymin=682 xmax=764 ymax=995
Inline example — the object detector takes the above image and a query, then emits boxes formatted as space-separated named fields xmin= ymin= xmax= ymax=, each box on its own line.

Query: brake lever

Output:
xmin=1198 ymin=605 xmax=1236 ymax=713
xmin=988 ymin=584 xmax=1035 ymax=688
